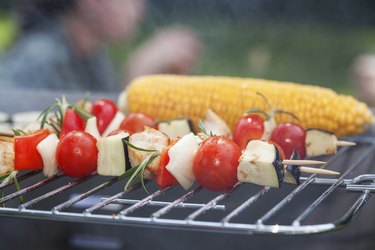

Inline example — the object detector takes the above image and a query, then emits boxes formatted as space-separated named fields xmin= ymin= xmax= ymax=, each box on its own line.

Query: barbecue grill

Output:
xmin=1 ymin=89 xmax=375 ymax=250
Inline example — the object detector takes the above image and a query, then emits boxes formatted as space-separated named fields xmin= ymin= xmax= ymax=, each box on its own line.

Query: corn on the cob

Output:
xmin=119 ymin=75 xmax=373 ymax=137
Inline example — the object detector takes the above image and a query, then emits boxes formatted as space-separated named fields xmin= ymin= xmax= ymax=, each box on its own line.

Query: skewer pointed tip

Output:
xmin=336 ymin=140 xmax=356 ymax=147
xmin=282 ymin=159 xmax=326 ymax=166
xmin=299 ymin=167 xmax=340 ymax=175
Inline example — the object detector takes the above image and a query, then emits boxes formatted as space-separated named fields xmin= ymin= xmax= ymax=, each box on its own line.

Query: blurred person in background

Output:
xmin=352 ymin=54 xmax=375 ymax=107
xmin=0 ymin=0 xmax=202 ymax=91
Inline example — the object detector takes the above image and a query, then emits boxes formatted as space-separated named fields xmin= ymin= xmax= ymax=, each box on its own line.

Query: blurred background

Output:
xmin=1 ymin=0 xmax=375 ymax=98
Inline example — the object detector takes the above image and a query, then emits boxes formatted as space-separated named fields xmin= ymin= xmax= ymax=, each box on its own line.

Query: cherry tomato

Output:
xmin=14 ymin=129 xmax=50 ymax=170
xmin=119 ymin=112 xmax=156 ymax=134
xmin=60 ymin=109 xmax=85 ymax=138
xmin=56 ymin=131 xmax=98 ymax=177
xmin=233 ymin=114 xmax=264 ymax=149
xmin=92 ymin=98 xmax=118 ymax=135
xmin=193 ymin=136 xmax=241 ymax=192
xmin=270 ymin=122 xmax=306 ymax=159
xmin=156 ymin=144 xmax=178 ymax=188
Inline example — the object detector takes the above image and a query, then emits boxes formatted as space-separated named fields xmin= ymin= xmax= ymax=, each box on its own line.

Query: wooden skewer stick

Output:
xmin=299 ymin=167 xmax=339 ymax=175
xmin=0 ymin=130 xmax=14 ymax=137
xmin=282 ymin=159 xmax=326 ymax=166
xmin=336 ymin=140 xmax=356 ymax=147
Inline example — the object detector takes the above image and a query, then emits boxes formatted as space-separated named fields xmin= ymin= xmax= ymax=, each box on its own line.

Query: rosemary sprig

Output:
xmin=244 ymin=109 xmax=270 ymax=120
xmin=124 ymin=152 xmax=159 ymax=193
xmin=12 ymin=129 xmax=26 ymax=136
xmin=271 ymin=109 xmax=300 ymax=122
xmin=0 ymin=171 xmax=23 ymax=206
xmin=255 ymin=92 xmax=272 ymax=112
xmin=123 ymin=140 xmax=158 ymax=152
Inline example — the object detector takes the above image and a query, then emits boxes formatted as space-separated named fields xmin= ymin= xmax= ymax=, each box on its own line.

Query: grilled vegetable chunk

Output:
xmin=0 ymin=137 xmax=14 ymax=175
xmin=97 ymin=132 xmax=129 ymax=176
xmin=158 ymin=118 xmax=193 ymax=139
xmin=238 ymin=140 xmax=284 ymax=188
xmin=305 ymin=129 xmax=337 ymax=157
xmin=128 ymin=128 xmax=169 ymax=179
xmin=284 ymin=151 xmax=301 ymax=185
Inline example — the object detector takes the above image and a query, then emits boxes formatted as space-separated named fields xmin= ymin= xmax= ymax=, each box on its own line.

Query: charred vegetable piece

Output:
xmin=97 ymin=132 xmax=129 ymax=176
xmin=91 ymin=98 xmax=118 ymax=135
xmin=14 ymin=129 xmax=50 ymax=171
xmin=36 ymin=134 xmax=59 ymax=177
xmin=166 ymin=133 xmax=198 ymax=190
xmin=237 ymin=140 xmax=284 ymax=188
xmin=284 ymin=150 xmax=302 ymax=185
xmin=156 ymin=144 xmax=178 ymax=188
xmin=128 ymin=128 xmax=169 ymax=179
xmin=305 ymin=129 xmax=337 ymax=157
xmin=157 ymin=118 xmax=193 ymax=139
xmin=201 ymin=109 xmax=232 ymax=139
xmin=0 ymin=137 xmax=14 ymax=175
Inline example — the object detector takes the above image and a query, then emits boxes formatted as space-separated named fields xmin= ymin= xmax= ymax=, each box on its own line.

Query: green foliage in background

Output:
xmin=110 ymin=16 xmax=375 ymax=95
xmin=0 ymin=14 xmax=16 ymax=52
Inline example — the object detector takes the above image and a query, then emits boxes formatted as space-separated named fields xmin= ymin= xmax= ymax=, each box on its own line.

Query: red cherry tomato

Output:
xmin=156 ymin=144 xmax=178 ymax=188
xmin=233 ymin=114 xmax=264 ymax=149
xmin=92 ymin=98 xmax=118 ymax=135
xmin=56 ymin=131 xmax=98 ymax=177
xmin=14 ymin=129 xmax=50 ymax=170
xmin=193 ymin=136 xmax=241 ymax=192
xmin=119 ymin=112 xmax=156 ymax=134
xmin=60 ymin=109 xmax=85 ymax=138
xmin=270 ymin=122 xmax=306 ymax=159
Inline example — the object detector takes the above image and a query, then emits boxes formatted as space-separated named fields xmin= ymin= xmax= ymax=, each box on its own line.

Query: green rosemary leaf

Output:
xmin=0 ymin=173 xmax=10 ymax=182
xmin=123 ymin=140 xmax=158 ymax=152
xmin=13 ymin=176 xmax=23 ymax=204
xmin=244 ymin=109 xmax=270 ymax=119
xmin=1 ymin=189 xmax=5 ymax=207
xmin=124 ymin=153 xmax=159 ymax=191
xmin=12 ymin=129 xmax=26 ymax=136
xmin=255 ymin=92 xmax=272 ymax=112
xmin=272 ymin=109 xmax=300 ymax=122
xmin=71 ymin=104 xmax=93 ymax=121
xmin=198 ymin=119 xmax=208 ymax=135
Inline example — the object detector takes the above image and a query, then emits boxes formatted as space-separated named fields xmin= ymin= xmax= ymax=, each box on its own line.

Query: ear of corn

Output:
xmin=120 ymin=75 xmax=373 ymax=138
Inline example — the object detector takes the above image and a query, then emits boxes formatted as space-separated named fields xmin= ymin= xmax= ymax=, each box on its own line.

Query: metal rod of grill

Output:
xmin=19 ymin=175 xmax=92 ymax=210
xmin=0 ymin=173 xmax=63 ymax=204
xmin=186 ymin=182 xmax=241 ymax=222
xmin=151 ymin=186 xmax=202 ymax=219
xmin=119 ymin=186 xmax=171 ymax=216
xmin=292 ymin=144 xmax=375 ymax=226
xmin=52 ymin=175 xmax=122 ymax=213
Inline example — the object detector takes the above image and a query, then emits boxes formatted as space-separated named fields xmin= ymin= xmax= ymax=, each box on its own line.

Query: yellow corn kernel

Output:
xmin=120 ymin=75 xmax=374 ymax=138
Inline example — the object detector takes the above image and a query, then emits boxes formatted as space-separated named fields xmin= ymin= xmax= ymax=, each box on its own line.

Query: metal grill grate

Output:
xmin=0 ymin=136 xmax=374 ymax=235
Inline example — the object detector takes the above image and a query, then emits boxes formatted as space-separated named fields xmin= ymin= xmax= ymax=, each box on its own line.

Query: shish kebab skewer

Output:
xmin=237 ymin=140 xmax=338 ymax=188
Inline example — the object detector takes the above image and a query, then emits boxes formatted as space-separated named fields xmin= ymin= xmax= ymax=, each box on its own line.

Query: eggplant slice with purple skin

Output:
xmin=237 ymin=140 xmax=284 ymax=188
xmin=284 ymin=150 xmax=302 ymax=185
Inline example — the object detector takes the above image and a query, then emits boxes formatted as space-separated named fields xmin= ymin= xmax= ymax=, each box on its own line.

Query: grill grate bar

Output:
xmin=255 ymin=147 xmax=348 ymax=225
xmin=0 ymin=173 xmax=63 ymax=204
xmin=186 ymin=182 xmax=241 ymax=222
xmin=84 ymin=183 xmax=142 ymax=214
xmin=0 ymin=171 xmax=39 ymax=189
xmin=222 ymin=186 xmax=270 ymax=224
xmin=19 ymin=175 xmax=92 ymax=210
xmin=151 ymin=186 xmax=203 ymax=219
xmin=292 ymin=144 xmax=375 ymax=226
xmin=257 ymin=177 xmax=316 ymax=225
xmin=119 ymin=186 xmax=171 ymax=216
xmin=111 ymin=197 xmax=225 ymax=210
xmin=52 ymin=175 xmax=122 ymax=213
